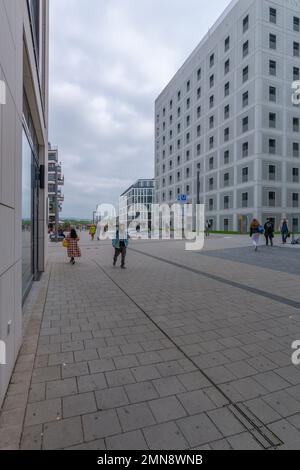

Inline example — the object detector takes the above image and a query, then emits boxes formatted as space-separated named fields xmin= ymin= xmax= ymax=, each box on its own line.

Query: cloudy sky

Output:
xmin=49 ymin=0 xmax=231 ymax=219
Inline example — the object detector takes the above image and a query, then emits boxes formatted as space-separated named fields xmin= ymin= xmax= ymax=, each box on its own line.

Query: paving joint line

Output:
xmin=93 ymin=259 xmax=283 ymax=450
xmin=129 ymin=247 xmax=300 ymax=310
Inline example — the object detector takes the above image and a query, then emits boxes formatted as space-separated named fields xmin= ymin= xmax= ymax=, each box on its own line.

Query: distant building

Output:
xmin=119 ymin=179 xmax=155 ymax=228
xmin=155 ymin=0 xmax=300 ymax=233
xmin=48 ymin=145 xmax=64 ymax=226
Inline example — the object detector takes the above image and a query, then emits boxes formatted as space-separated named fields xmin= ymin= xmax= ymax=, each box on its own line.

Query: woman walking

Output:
xmin=280 ymin=219 xmax=289 ymax=245
xmin=67 ymin=228 xmax=81 ymax=265
xmin=250 ymin=219 xmax=262 ymax=251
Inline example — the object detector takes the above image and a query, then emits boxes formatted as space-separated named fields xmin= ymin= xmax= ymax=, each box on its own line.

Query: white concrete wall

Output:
xmin=155 ymin=0 xmax=300 ymax=232
xmin=0 ymin=0 xmax=49 ymax=407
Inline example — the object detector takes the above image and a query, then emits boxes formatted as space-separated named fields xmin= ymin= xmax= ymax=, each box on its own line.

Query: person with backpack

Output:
xmin=250 ymin=219 xmax=263 ymax=251
xmin=112 ymin=224 xmax=129 ymax=269
xmin=280 ymin=219 xmax=289 ymax=245
xmin=264 ymin=218 xmax=274 ymax=247
xmin=66 ymin=228 xmax=81 ymax=265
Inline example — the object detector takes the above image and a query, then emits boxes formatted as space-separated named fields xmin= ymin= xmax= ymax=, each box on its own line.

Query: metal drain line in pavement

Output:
xmin=94 ymin=260 xmax=283 ymax=450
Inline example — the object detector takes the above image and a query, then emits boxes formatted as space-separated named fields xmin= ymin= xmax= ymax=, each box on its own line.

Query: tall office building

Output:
xmin=0 ymin=0 xmax=49 ymax=406
xmin=119 ymin=179 xmax=155 ymax=228
xmin=48 ymin=145 xmax=64 ymax=226
xmin=155 ymin=0 xmax=300 ymax=233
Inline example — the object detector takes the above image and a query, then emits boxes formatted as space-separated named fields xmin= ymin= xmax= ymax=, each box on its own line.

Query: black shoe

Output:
xmin=121 ymin=265 xmax=126 ymax=269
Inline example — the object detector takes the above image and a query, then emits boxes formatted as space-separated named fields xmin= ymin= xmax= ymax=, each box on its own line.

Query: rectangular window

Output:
xmin=293 ymin=168 xmax=299 ymax=183
xmin=269 ymin=191 xmax=276 ymax=207
xmin=225 ymin=36 xmax=230 ymax=52
xmin=186 ymin=133 xmax=190 ymax=144
xmin=242 ymin=91 xmax=249 ymax=107
xmin=187 ymin=80 xmax=191 ymax=92
xmin=186 ymin=168 xmax=190 ymax=178
xmin=170 ymin=100 xmax=173 ymax=110
xmin=224 ymin=127 xmax=230 ymax=142
xmin=224 ymin=59 xmax=230 ymax=75
xmin=243 ymin=40 xmax=249 ymax=58
xmin=197 ymin=68 xmax=202 ymax=81
xmin=225 ymin=82 xmax=230 ymax=97
xmin=197 ymin=106 xmax=201 ymax=118
xmin=243 ymin=66 xmax=249 ymax=83
xmin=209 ymin=178 xmax=214 ymax=190
xmin=209 ymin=157 xmax=214 ymax=171
xmin=269 ymin=34 xmax=277 ymax=50
xmin=243 ymin=142 xmax=249 ymax=157
xmin=210 ymin=74 xmax=214 ymax=88
xmin=294 ymin=16 xmax=300 ymax=32
xmin=269 ymin=8 xmax=277 ymax=24
xmin=242 ymin=116 xmax=249 ymax=133
xmin=177 ymin=139 xmax=181 ymax=149
xmin=186 ymin=115 xmax=190 ymax=127
xmin=224 ymin=197 xmax=229 ymax=210
xmin=177 ymin=91 xmax=181 ymax=101
xmin=186 ymin=150 xmax=190 ymax=161
xmin=209 ymin=115 xmax=214 ymax=129
xmin=197 ymin=144 xmax=201 ymax=156
xmin=197 ymin=124 xmax=201 ymax=137
xmin=210 ymin=53 xmax=215 ymax=68
xmin=294 ymin=67 xmax=300 ymax=81
xmin=209 ymin=95 xmax=214 ymax=109
xmin=224 ymin=104 xmax=230 ymax=119
xmin=269 ymin=60 xmax=277 ymax=76
xmin=209 ymin=136 xmax=214 ymax=150
xmin=294 ymin=42 xmax=300 ymax=57
xmin=170 ymin=115 xmax=173 ymax=125
xmin=269 ymin=139 xmax=276 ymax=154
xmin=209 ymin=198 xmax=214 ymax=211
xmin=293 ymin=117 xmax=299 ymax=132
xmin=224 ymin=150 xmax=230 ymax=164
xmin=177 ymin=107 xmax=181 ymax=117
xmin=177 ymin=123 xmax=181 ymax=134
xmin=243 ymin=15 xmax=249 ymax=33
xmin=197 ymin=87 xmax=201 ymax=99
xmin=269 ymin=113 xmax=276 ymax=129
xmin=224 ymin=172 xmax=230 ymax=187
xmin=293 ymin=142 xmax=299 ymax=158
xmin=242 ymin=192 xmax=248 ymax=208
xmin=269 ymin=164 xmax=276 ymax=180
xmin=269 ymin=86 xmax=276 ymax=102
xmin=186 ymin=98 xmax=190 ymax=109
xmin=293 ymin=193 xmax=299 ymax=208
xmin=242 ymin=167 xmax=248 ymax=183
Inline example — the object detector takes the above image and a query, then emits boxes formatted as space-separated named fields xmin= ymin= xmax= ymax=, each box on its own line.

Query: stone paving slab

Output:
xmin=1 ymin=234 xmax=300 ymax=449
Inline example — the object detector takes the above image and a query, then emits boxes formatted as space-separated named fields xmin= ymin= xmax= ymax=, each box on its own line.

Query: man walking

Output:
xmin=112 ymin=225 xmax=129 ymax=269
xmin=264 ymin=218 xmax=274 ymax=246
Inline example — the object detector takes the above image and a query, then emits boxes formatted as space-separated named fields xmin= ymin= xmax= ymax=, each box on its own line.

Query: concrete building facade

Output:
xmin=119 ymin=179 xmax=155 ymax=229
xmin=48 ymin=144 xmax=64 ymax=226
xmin=155 ymin=0 xmax=300 ymax=233
xmin=0 ymin=0 xmax=49 ymax=407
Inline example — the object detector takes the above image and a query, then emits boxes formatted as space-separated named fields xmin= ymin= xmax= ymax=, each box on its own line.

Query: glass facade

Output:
xmin=22 ymin=130 xmax=33 ymax=297
xmin=22 ymin=93 xmax=40 ymax=298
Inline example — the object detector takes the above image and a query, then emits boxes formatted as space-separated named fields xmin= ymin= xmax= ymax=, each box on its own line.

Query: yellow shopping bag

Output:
xmin=62 ymin=239 xmax=69 ymax=248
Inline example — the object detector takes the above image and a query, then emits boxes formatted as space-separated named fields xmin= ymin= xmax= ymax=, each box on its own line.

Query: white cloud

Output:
xmin=49 ymin=0 xmax=232 ymax=218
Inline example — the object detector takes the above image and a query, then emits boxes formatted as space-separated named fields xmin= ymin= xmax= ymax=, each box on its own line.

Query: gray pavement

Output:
xmin=1 ymin=232 xmax=300 ymax=450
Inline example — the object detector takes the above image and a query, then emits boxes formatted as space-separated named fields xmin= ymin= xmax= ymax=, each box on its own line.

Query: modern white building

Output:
xmin=48 ymin=144 xmax=64 ymax=226
xmin=0 ymin=0 xmax=49 ymax=407
xmin=119 ymin=179 xmax=155 ymax=229
xmin=155 ymin=0 xmax=300 ymax=233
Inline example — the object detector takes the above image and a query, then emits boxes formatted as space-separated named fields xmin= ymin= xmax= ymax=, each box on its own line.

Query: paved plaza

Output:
xmin=1 ymin=233 xmax=300 ymax=450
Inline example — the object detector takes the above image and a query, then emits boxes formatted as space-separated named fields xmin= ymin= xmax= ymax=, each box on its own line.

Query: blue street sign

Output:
xmin=177 ymin=194 xmax=188 ymax=202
